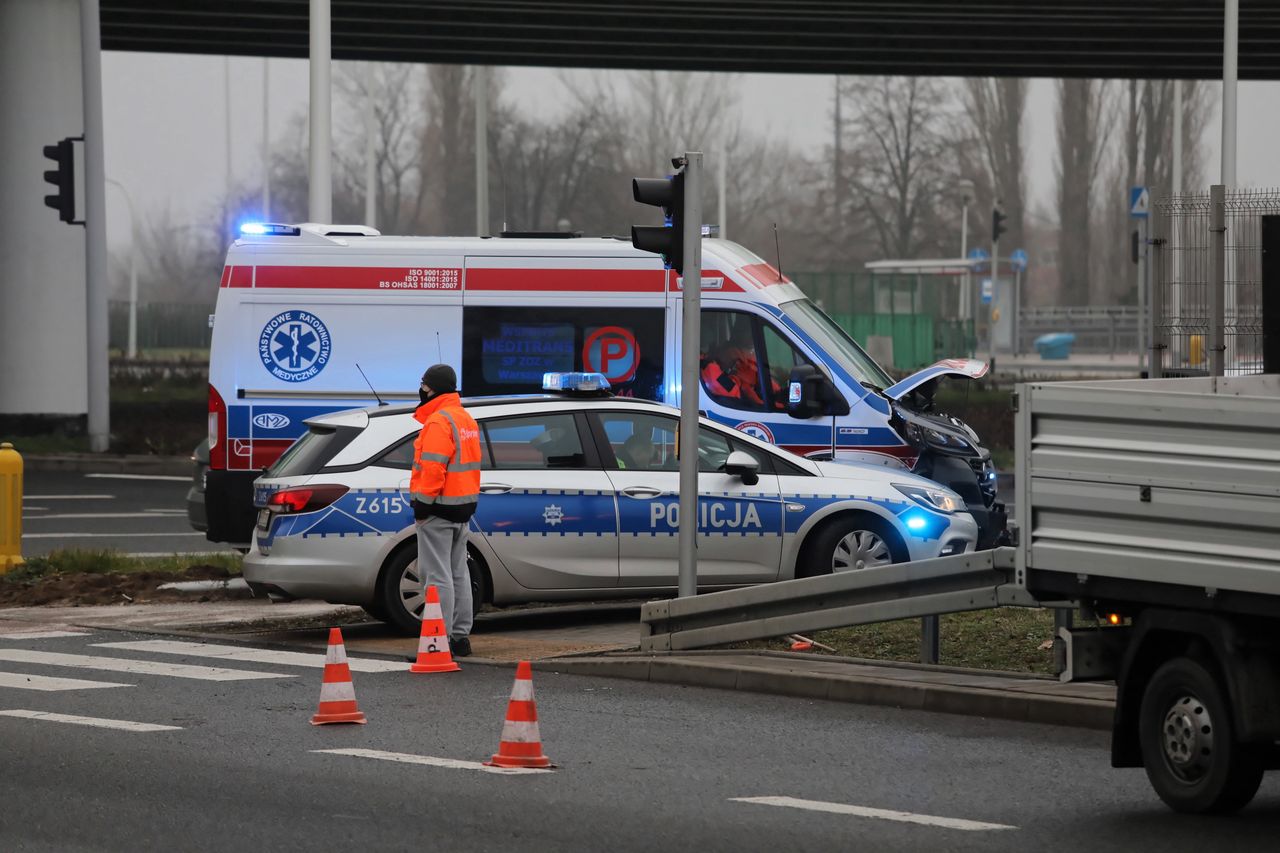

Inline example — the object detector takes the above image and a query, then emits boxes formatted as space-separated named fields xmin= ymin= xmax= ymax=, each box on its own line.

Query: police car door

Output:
xmin=591 ymin=410 xmax=783 ymax=587
xmin=470 ymin=411 xmax=619 ymax=590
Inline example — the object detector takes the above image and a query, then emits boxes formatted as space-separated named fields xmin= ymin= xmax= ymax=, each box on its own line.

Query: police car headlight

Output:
xmin=894 ymin=483 xmax=963 ymax=514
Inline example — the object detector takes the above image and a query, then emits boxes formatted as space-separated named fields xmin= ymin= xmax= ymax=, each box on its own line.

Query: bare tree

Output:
xmin=961 ymin=78 xmax=1027 ymax=254
xmin=843 ymin=75 xmax=952 ymax=260
xmin=1056 ymin=79 xmax=1112 ymax=305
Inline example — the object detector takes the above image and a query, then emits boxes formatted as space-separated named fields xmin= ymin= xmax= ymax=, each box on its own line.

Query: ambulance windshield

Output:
xmin=781 ymin=299 xmax=894 ymax=391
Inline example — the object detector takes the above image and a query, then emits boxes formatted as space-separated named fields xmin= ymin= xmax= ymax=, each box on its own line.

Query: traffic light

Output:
xmin=630 ymin=159 xmax=686 ymax=274
xmin=992 ymin=205 xmax=1008 ymax=244
xmin=43 ymin=138 xmax=76 ymax=224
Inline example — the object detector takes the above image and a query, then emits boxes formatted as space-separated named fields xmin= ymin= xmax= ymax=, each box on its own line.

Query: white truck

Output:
xmin=641 ymin=373 xmax=1280 ymax=813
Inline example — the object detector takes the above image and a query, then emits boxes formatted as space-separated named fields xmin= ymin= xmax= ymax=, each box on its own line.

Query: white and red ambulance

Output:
xmin=204 ymin=223 xmax=1004 ymax=548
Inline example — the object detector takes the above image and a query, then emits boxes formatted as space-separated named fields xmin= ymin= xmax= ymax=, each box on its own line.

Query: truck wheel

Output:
xmin=801 ymin=515 xmax=905 ymax=578
xmin=1138 ymin=656 xmax=1264 ymax=814
xmin=376 ymin=545 xmax=487 ymax=636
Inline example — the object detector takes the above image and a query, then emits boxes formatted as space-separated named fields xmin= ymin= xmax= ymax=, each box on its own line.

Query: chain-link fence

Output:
xmin=1152 ymin=187 xmax=1277 ymax=377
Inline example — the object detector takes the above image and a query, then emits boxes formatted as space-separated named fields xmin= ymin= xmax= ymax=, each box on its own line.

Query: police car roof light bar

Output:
xmin=542 ymin=372 xmax=611 ymax=393
xmin=240 ymin=222 xmax=303 ymax=237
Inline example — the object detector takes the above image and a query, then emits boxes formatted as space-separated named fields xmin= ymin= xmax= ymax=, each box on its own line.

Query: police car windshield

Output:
xmin=781 ymin=299 xmax=894 ymax=390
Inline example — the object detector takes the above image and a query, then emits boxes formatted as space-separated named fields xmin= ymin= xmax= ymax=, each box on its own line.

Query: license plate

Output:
xmin=257 ymin=509 xmax=271 ymax=531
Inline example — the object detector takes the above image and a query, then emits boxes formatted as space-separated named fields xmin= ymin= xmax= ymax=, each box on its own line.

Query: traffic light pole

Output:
xmin=677 ymin=151 xmax=702 ymax=599
xmin=81 ymin=0 xmax=110 ymax=452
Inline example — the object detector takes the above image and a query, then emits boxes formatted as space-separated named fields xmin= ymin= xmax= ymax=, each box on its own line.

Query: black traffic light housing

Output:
xmin=992 ymin=205 xmax=1008 ymax=244
xmin=630 ymin=159 xmax=686 ymax=273
xmin=43 ymin=137 xmax=79 ymax=224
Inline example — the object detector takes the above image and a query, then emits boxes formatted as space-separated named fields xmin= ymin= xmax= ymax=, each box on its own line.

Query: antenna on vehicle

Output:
xmin=355 ymin=363 xmax=387 ymax=406
xmin=501 ymin=166 xmax=509 ymax=233
xmin=772 ymin=223 xmax=784 ymax=282
xmin=435 ymin=331 xmax=443 ymax=363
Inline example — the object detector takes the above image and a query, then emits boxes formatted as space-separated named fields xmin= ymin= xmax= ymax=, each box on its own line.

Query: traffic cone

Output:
xmin=409 ymin=585 xmax=460 ymax=674
xmin=486 ymin=660 xmax=554 ymax=769
xmin=311 ymin=627 xmax=367 ymax=725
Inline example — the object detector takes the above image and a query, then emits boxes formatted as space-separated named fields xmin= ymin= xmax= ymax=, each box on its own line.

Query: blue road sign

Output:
xmin=981 ymin=278 xmax=994 ymax=304
xmin=1129 ymin=186 xmax=1150 ymax=219
xmin=1010 ymin=248 xmax=1028 ymax=272
xmin=968 ymin=247 xmax=989 ymax=274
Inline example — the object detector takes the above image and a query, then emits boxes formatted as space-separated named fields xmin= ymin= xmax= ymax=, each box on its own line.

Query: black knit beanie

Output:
xmin=422 ymin=363 xmax=457 ymax=394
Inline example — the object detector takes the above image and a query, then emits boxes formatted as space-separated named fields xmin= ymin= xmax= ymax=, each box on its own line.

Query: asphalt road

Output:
xmin=2 ymin=628 xmax=1279 ymax=852
xmin=20 ymin=470 xmax=224 ymax=557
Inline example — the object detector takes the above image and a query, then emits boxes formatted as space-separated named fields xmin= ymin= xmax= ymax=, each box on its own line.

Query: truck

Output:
xmin=640 ymin=372 xmax=1280 ymax=813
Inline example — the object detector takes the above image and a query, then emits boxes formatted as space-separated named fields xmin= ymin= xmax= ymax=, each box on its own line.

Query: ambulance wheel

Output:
xmin=799 ymin=514 xmax=905 ymax=578
xmin=1138 ymin=656 xmax=1263 ymax=814
xmin=376 ymin=544 xmax=489 ymax=636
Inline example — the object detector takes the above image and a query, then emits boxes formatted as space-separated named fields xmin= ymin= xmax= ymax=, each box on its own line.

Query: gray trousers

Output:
xmin=415 ymin=516 xmax=473 ymax=639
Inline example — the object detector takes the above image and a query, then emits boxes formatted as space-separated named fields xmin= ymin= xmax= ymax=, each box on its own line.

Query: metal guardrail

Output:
xmin=639 ymin=548 xmax=1034 ymax=652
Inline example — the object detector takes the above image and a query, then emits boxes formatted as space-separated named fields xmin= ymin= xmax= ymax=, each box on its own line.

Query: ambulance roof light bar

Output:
xmin=542 ymin=372 xmax=611 ymax=393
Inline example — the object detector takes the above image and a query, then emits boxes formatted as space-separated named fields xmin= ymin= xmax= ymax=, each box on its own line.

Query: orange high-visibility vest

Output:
xmin=410 ymin=392 xmax=482 ymax=516
xmin=701 ymin=361 xmax=742 ymax=399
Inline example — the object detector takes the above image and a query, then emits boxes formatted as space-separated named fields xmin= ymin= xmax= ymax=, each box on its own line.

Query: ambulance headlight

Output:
xmin=893 ymin=483 xmax=963 ymax=514
xmin=542 ymin=372 xmax=611 ymax=392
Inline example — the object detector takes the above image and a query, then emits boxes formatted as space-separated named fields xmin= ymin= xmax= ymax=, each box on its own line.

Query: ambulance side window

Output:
xmin=700 ymin=311 xmax=811 ymax=412
xmin=462 ymin=306 xmax=664 ymax=400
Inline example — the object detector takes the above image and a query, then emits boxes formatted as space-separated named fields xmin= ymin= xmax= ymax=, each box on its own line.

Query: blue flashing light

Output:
xmin=240 ymin=222 xmax=301 ymax=237
xmin=542 ymin=372 xmax=611 ymax=392
xmin=899 ymin=509 xmax=949 ymax=541
xmin=905 ymin=515 xmax=927 ymax=532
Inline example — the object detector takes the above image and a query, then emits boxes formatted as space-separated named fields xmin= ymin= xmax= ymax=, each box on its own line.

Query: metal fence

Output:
xmin=1151 ymin=187 xmax=1275 ymax=377
xmin=108 ymin=302 xmax=213 ymax=352
xmin=1018 ymin=306 xmax=1139 ymax=356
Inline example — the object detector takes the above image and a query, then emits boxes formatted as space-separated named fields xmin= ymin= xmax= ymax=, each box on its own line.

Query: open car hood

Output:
xmin=882 ymin=359 xmax=989 ymax=401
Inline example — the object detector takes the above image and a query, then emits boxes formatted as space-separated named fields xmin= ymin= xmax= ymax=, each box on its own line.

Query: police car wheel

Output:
xmin=377 ymin=545 xmax=489 ymax=636
xmin=801 ymin=515 xmax=905 ymax=577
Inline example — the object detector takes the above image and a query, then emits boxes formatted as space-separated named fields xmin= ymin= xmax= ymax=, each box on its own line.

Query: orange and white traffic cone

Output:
xmin=311 ymin=627 xmax=367 ymax=725
xmin=409 ymin=585 xmax=460 ymax=674
xmin=486 ymin=660 xmax=554 ymax=769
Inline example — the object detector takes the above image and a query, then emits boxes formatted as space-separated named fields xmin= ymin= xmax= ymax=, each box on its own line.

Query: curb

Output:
xmin=534 ymin=655 xmax=1114 ymax=731
xmin=20 ymin=453 xmax=191 ymax=477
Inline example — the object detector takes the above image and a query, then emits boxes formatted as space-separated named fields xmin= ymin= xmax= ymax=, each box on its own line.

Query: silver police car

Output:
xmin=243 ymin=374 xmax=977 ymax=633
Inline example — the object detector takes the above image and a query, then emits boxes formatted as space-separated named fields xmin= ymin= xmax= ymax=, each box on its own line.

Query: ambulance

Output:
xmin=204 ymin=223 xmax=1005 ymax=549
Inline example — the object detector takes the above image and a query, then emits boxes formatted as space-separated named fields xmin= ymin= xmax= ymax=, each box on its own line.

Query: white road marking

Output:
xmin=0 ymin=631 xmax=89 ymax=640
xmin=22 ymin=532 xmax=203 ymax=540
xmin=0 ymin=709 xmax=179 ymax=731
xmin=0 ymin=650 xmax=292 ymax=682
xmin=24 ymin=495 xmax=115 ymax=500
xmin=122 ymin=551 xmax=236 ymax=558
xmin=0 ymin=671 xmax=132 ymax=691
xmin=144 ymin=509 xmax=188 ymax=514
xmin=24 ymin=512 xmax=192 ymax=521
xmin=95 ymin=640 xmax=404 ymax=673
xmin=730 ymin=797 xmax=1017 ymax=832
xmin=312 ymin=748 xmax=548 ymax=775
xmin=84 ymin=473 xmax=189 ymax=482
xmin=23 ymin=507 xmax=48 ymax=512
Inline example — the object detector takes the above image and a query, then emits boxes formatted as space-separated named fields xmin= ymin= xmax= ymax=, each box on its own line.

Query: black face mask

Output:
xmin=419 ymin=387 xmax=432 ymax=405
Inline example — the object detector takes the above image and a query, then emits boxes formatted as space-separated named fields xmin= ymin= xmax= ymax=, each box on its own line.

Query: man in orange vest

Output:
xmin=410 ymin=364 xmax=482 ymax=656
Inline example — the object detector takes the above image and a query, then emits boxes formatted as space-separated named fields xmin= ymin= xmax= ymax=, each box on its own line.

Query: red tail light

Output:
xmin=208 ymin=384 xmax=227 ymax=470
xmin=267 ymin=484 xmax=349 ymax=514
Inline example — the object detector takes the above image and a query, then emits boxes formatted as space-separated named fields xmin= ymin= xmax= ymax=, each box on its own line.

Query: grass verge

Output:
xmin=3 ymin=549 xmax=242 ymax=584
xmin=736 ymin=607 xmax=1059 ymax=676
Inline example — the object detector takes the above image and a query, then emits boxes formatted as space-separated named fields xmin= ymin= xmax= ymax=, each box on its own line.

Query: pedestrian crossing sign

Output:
xmin=1130 ymin=186 xmax=1149 ymax=219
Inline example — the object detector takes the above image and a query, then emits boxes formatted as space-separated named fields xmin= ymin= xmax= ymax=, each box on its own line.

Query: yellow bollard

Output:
xmin=1190 ymin=334 xmax=1205 ymax=366
xmin=0 ymin=442 xmax=23 ymax=573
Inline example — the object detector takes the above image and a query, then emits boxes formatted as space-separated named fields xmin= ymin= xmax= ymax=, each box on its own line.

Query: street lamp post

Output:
xmin=106 ymin=178 xmax=138 ymax=359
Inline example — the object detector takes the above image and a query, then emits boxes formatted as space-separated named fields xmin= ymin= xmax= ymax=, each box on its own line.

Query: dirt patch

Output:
xmin=0 ymin=565 xmax=252 ymax=608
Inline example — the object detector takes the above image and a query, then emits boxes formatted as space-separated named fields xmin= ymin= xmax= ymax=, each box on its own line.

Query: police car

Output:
xmin=242 ymin=373 xmax=978 ymax=634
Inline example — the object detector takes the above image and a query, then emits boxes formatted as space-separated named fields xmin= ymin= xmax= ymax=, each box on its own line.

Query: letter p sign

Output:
xmin=583 ymin=326 xmax=639 ymax=383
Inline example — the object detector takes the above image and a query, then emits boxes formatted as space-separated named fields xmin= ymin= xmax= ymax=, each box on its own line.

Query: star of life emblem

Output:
xmin=542 ymin=504 xmax=564 ymax=527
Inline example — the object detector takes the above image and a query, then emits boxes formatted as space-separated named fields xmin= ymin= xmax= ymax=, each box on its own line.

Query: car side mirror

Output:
xmin=786 ymin=365 xmax=850 ymax=419
xmin=724 ymin=450 xmax=760 ymax=486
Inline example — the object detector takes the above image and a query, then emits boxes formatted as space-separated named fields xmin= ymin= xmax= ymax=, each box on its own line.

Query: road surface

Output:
xmin=1 ymin=628 xmax=1278 ymax=852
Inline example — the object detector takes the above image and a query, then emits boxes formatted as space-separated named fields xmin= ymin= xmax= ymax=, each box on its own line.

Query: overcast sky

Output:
xmin=102 ymin=52 xmax=1279 ymax=254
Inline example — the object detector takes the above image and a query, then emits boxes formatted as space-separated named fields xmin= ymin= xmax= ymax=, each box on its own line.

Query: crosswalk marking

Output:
xmin=312 ymin=748 xmax=548 ymax=775
xmin=0 ymin=671 xmax=132 ymax=691
xmin=0 ymin=650 xmax=293 ymax=682
xmin=95 ymin=640 xmax=405 ymax=673
xmin=0 ymin=631 xmax=89 ymax=640
xmin=730 ymin=797 xmax=1017 ymax=832
xmin=0 ymin=709 xmax=180 ymax=732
